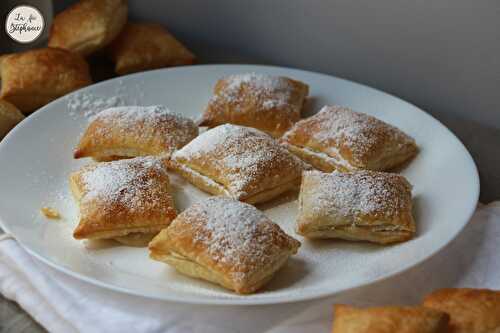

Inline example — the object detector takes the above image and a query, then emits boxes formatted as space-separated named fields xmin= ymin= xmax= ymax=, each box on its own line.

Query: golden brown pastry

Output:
xmin=296 ymin=170 xmax=415 ymax=244
xmin=74 ymin=105 xmax=198 ymax=161
xmin=149 ymin=196 xmax=300 ymax=294
xmin=0 ymin=48 xmax=92 ymax=114
xmin=423 ymin=288 xmax=500 ymax=333
xmin=199 ymin=73 xmax=309 ymax=137
xmin=70 ymin=157 xmax=176 ymax=246
xmin=0 ymin=100 xmax=24 ymax=140
xmin=0 ymin=54 xmax=8 ymax=76
xmin=281 ymin=105 xmax=418 ymax=172
xmin=48 ymin=0 xmax=127 ymax=56
xmin=107 ymin=23 xmax=195 ymax=75
xmin=332 ymin=304 xmax=450 ymax=333
xmin=169 ymin=124 xmax=305 ymax=204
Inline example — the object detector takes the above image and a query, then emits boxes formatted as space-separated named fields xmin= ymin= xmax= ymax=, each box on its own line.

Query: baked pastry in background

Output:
xmin=74 ymin=105 xmax=198 ymax=161
xmin=281 ymin=105 xmax=418 ymax=172
xmin=423 ymin=288 xmax=500 ymax=333
xmin=332 ymin=304 xmax=449 ymax=333
xmin=149 ymin=196 xmax=300 ymax=294
xmin=107 ymin=23 xmax=196 ymax=75
xmin=0 ymin=100 xmax=24 ymax=140
xmin=296 ymin=170 xmax=415 ymax=244
xmin=0 ymin=54 xmax=8 ymax=76
xmin=70 ymin=157 xmax=176 ymax=246
xmin=49 ymin=0 xmax=128 ymax=56
xmin=199 ymin=73 xmax=309 ymax=137
xmin=0 ymin=48 xmax=92 ymax=114
xmin=169 ymin=124 xmax=305 ymax=204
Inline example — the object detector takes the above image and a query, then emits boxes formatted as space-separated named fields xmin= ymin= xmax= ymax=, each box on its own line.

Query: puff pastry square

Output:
xmin=332 ymin=304 xmax=450 ymax=333
xmin=70 ymin=157 xmax=176 ymax=245
xmin=149 ymin=196 xmax=300 ymax=294
xmin=107 ymin=23 xmax=196 ymax=75
xmin=281 ymin=105 xmax=418 ymax=172
xmin=423 ymin=288 xmax=500 ymax=333
xmin=169 ymin=124 xmax=305 ymax=204
xmin=296 ymin=170 xmax=415 ymax=244
xmin=48 ymin=0 xmax=127 ymax=56
xmin=0 ymin=48 xmax=92 ymax=114
xmin=199 ymin=73 xmax=309 ymax=137
xmin=0 ymin=100 xmax=24 ymax=140
xmin=74 ymin=105 xmax=198 ymax=161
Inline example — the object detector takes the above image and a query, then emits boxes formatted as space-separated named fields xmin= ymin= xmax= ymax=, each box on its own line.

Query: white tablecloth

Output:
xmin=1 ymin=202 xmax=499 ymax=333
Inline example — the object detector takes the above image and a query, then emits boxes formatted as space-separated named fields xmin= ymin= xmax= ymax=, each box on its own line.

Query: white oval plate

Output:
xmin=0 ymin=65 xmax=479 ymax=305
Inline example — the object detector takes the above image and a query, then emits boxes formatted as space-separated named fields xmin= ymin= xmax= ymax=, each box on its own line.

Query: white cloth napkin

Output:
xmin=1 ymin=202 xmax=499 ymax=333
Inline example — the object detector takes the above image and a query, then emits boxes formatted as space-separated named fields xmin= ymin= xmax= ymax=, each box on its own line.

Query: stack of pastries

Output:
xmin=0 ymin=0 xmax=194 ymax=121
xmin=67 ymin=72 xmax=498 ymax=329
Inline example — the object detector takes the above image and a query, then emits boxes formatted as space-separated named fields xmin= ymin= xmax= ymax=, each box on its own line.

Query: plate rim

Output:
xmin=0 ymin=64 xmax=480 ymax=305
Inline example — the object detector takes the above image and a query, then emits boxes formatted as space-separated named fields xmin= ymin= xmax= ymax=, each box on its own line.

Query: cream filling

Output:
xmin=315 ymin=224 xmax=410 ymax=233
xmin=301 ymin=145 xmax=355 ymax=170
xmin=174 ymin=162 xmax=233 ymax=196
xmin=114 ymin=232 xmax=157 ymax=247
xmin=175 ymin=162 xmax=297 ymax=202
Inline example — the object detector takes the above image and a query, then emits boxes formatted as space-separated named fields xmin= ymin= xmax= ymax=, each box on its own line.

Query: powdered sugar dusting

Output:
xmin=66 ymin=79 xmax=146 ymax=118
xmin=88 ymin=105 xmax=198 ymax=154
xmin=79 ymin=157 xmax=169 ymax=213
xmin=304 ymin=170 xmax=412 ymax=219
xmin=211 ymin=73 xmax=295 ymax=112
xmin=173 ymin=124 xmax=303 ymax=197
xmin=92 ymin=105 xmax=194 ymax=130
xmin=287 ymin=106 xmax=415 ymax=165
xmin=67 ymin=93 xmax=126 ymax=118
xmin=185 ymin=197 xmax=299 ymax=281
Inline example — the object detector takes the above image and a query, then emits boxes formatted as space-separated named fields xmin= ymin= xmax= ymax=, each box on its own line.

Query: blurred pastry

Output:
xmin=49 ymin=0 xmax=128 ymax=56
xmin=332 ymin=304 xmax=449 ymax=333
xmin=149 ymin=196 xmax=300 ymax=294
xmin=423 ymin=288 xmax=500 ymax=333
xmin=169 ymin=124 xmax=305 ymax=204
xmin=0 ymin=48 xmax=92 ymax=114
xmin=281 ymin=105 xmax=418 ymax=172
xmin=74 ymin=105 xmax=198 ymax=161
xmin=70 ymin=157 xmax=176 ymax=246
xmin=296 ymin=170 xmax=415 ymax=244
xmin=107 ymin=23 xmax=195 ymax=75
xmin=0 ymin=100 xmax=24 ymax=140
xmin=0 ymin=54 xmax=8 ymax=76
xmin=199 ymin=73 xmax=309 ymax=137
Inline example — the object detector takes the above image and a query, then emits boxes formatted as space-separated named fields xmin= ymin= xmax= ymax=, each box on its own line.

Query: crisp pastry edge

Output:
xmin=295 ymin=203 xmax=416 ymax=244
xmin=168 ymin=159 xmax=300 ymax=204
xmin=150 ymin=248 xmax=294 ymax=294
xmin=282 ymin=142 xmax=355 ymax=172
xmin=74 ymin=146 xmax=167 ymax=160
xmin=298 ymin=224 xmax=414 ymax=244
xmin=295 ymin=172 xmax=416 ymax=244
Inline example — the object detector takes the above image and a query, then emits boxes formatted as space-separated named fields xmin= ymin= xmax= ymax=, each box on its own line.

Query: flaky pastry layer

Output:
xmin=48 ymin=0 xmax=128 ymax=56
xmin=296 ymin=170 xmax=415 ymax=244
xmin=170 ymin=124 xmax=304 ymax=204
xmin=199 ymin=73 xmax=309 ymax=137
xmin=281 ymin=106 xmax=418 ymax=171
xmin=149 ymin=197 xmax=300 ymax=294
xmin=70 ymin=157 xmax=176 ymax=241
